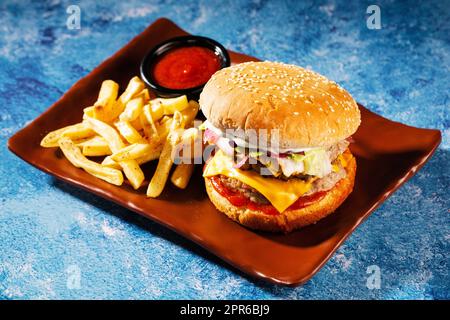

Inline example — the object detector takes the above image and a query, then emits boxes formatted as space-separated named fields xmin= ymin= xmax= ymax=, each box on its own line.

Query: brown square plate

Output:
xmin=7 ymin=18 xmax=441 ymax=286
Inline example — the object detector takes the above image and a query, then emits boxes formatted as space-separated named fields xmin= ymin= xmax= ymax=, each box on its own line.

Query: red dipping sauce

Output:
xmin=152 ymin=46 xmax=221 ymax=89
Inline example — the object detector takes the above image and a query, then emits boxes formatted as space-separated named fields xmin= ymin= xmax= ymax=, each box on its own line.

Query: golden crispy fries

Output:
xmin=42 ymin=75 xmax=197 ymax=195
xmin=141 ymin=104 xmax=159 ymax=139
xmin=40 ymin=122 xmax=94 ymax=147
xmin=101 ymin=156 xmax=121 ymax=169
xmin=119 ymin=96 xmax=144 ymax=122
xmin=58 ymin=137 xmax=123 ymax=185
xmin=108 ymin=77 xmax=145 ymax=121
xmin=115 ymin=120 xmax=145 ymax=144
xmin=170 ymin=163 xmax=195 ymax=189
xmin=181 ymin=100 xmax=200 ymax=127
xmin=147 ymin=112 xmax=184 ymax=197
xmin=93 ymin=80 xmax=119 ymax=121
xmin=110 ymin=143 xmax=153 ymax=162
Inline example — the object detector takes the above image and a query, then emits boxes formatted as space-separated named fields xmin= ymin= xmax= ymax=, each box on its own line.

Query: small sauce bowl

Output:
xmin=140 ymin=35 xmax=230 ymax=98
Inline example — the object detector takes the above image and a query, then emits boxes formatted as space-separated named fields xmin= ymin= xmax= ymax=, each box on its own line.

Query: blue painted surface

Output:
xmin=0 ymin=0 xmax=449 ymax=300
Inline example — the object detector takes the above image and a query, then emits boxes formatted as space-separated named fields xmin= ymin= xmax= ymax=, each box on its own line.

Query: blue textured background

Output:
xmin=0 ymin=0 xmax=449 ymax=299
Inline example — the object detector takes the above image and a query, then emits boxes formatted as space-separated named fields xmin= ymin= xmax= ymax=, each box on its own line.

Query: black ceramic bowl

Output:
xmin=140 ymin=35 xmax=230 ymax=99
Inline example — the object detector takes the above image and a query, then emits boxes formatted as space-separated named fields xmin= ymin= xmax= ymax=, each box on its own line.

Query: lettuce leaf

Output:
xmin=302 ymin=149 xmax=332 ymax=178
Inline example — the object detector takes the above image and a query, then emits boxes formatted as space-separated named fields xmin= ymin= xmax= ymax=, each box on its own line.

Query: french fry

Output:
xmin=95 ymin=156 xmax=145 ymax=188
xmin=76 ymin=135 xmax=107 ymax=147
xmin=41 ymin=126 xmax=74 ymax=148
xmin=58 ymin=137 xmax=123 ymax=186
xmin=120 ymin=159 xmax=145 ymax=190
xmin=62 ymin=122 xmax=95 ymax=141
xmin=119 ymin=77 xmax=146 ymax=105
xmin=119 ymin=96 xmax=144 ymax=122
xmin=147 ymin=112 xmax=184 ymax=197
xmin=176 ymin=127 xmax=201 ymax=160
xmin=181 ymin=100 xmax=200 ymax=127
xmin=86 ymin=171 xmax=121 ymax=185
xmin=101 ymin=156 xmax=121 ymax=170
xmin=110 ymin=143 xmax=153 ymax=162
xmin=146 ymin=138 xmax=176 ymax=197
xmin=86 ymin=117 xmax=145 ymax=189
xmin=155 ymin=117 xmax=173 ymax=141
xmin=83 ymin=106 xmax=95 ymax=118
xmin=115 ymin=120 xmax=145 ymax=144
xmin=40 ymin=122 xmax=94 ymax=147
xmin=109 ymin=76 xmax=145 ymax=121
xmin=86 ymin=117 xmax=124 ymax=151
xmin=72 ymin=136 xmax=94 ymax=146
xmin=150 ymin=99 xmax=164 ymax=121
xmin=138 ymin=88 xmax=150 ymax=101
xmin=42 ymin=75 xmax=194 ymax=196
xmin=140 ymin=112 xmax=152 ymax=140
xmin=102 ymin=144 xmax=162 ymax=169
xmin=130 ymin=118 xmax=143 ymax=131
xmin=182 ymin=127 xmax=200 ymax=141
xmin=135 ymin=144 xmax=163 ymax=164
xmin=170 ymin=163 xmax=195 ymax=189
xmin=159 ymin=95 xmax=189 ymax=115
xmin=141 ymin=104 xmax=159 ymax=140
xmin=93 ymin=80 xmax=119 ymax=121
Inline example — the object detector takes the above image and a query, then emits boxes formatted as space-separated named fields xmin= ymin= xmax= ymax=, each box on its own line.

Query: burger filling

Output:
xmin=201 ymin=121 xmax=353 ymax=213
xmin=202 ymin=120 xmax=350 ymax=178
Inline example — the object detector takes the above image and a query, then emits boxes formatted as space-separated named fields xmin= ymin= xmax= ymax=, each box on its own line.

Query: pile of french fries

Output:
xmin=41 ymin=76 xmax=200 ymax=197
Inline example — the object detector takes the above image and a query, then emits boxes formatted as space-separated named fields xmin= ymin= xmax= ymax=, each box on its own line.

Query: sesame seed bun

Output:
xmin=200 ymin=61 xmax=361 ymax=149
xmin=204 ymin=150 xmax=356 ymax=233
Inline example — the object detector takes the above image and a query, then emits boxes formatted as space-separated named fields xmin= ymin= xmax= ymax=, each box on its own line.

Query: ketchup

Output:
xmin=209 ymin=176 xmax=327 ymax=216
xmin=152 ymin=46 xmax=221 ymax=89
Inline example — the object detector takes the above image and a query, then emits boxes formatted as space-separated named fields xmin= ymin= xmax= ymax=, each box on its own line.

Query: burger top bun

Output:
xmin=199 ymin=61 xmax=361 ymax=149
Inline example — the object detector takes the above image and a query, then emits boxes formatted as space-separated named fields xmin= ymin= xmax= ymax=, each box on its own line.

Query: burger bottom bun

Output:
xmin=204 ymin=152 xmax=356 ymax=233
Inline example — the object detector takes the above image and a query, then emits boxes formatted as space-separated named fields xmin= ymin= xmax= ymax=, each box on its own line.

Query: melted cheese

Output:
xmin=203 ymin=151 xmax=316 ymax=213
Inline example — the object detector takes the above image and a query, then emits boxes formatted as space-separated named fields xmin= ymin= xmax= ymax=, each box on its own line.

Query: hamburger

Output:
xmin=199 ymin=61 xmax=360 ymax=233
